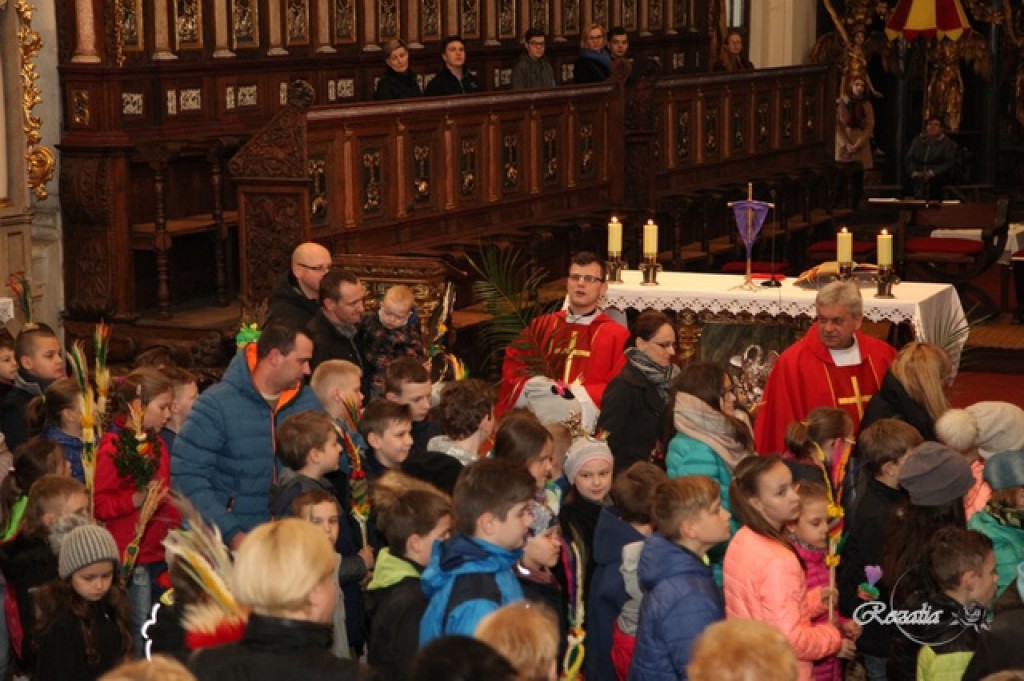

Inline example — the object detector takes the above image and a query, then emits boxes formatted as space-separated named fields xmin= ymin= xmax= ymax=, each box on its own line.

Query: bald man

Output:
xmin=266 ymin=242 xmax=333 ymax=327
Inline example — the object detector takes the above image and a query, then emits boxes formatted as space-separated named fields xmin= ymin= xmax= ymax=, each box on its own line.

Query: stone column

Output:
xmin=152 ymin=0 xmax=178 ymax=60
xmin=315 ymin=0 xmax=336 ymax=51
xmin=213 ymin=0 xmax=236 ymax=57
xmin=71 ymin=0 xmax=102 ymax=63
xmin=363 ymin=0 xmax=381 ymax=51
xmin=407 ymin=0 xmax=423 ymax=49
xmin=267 ymin=0 xmax=289 ymax=55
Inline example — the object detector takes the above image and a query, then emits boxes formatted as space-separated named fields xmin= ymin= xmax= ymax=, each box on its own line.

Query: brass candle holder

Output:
xmin=605 ymin=254 xmax=625 ymax=284
xmin=838 ymin=261 xmax=855 ymax=281
xmin=640 ymin=257 xmax=661 ymax=286
xmin=874 ymin=265 xmax=898 ymax=299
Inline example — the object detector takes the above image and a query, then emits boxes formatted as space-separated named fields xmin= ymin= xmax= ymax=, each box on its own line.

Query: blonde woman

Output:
xmin=574 ymin=23 xmax=611 ymax=83
xmin=861 ymin=341 xmax=952 ymax=441
xmin=189 ymin=519 xmax=366 ymax=681
xmin=476 ymin=602 xmax=559 ymax=681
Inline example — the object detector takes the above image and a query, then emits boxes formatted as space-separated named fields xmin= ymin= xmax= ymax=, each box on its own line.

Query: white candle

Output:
xmin=608 ymin=217 xmax=622 ymax=255
xmin=837 ymin=227 xmax=853 ymax=263
xmin=877 ymin=228 xmax=893 ymax=267
xmin=643 ymin=220 xmax=658 ymax=258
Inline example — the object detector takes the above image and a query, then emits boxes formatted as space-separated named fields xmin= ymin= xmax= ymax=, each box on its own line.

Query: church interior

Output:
xmin=1 ymin=0 xmax=1023 ymax=397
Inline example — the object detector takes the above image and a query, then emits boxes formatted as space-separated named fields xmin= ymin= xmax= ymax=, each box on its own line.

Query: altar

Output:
xmin=601 ymin=271 xmax=967 ymax=370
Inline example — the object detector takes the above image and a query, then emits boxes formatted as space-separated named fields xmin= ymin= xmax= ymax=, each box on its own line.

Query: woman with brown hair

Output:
xmin=861 ymin=341 xmax=951 ymax=441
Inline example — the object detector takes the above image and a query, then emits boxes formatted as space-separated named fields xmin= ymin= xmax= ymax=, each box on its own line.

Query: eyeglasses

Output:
xmin=297 ymin=263 xmax=332 ymax=273
xmin=568 ymin=273 xmax=605 ymax=284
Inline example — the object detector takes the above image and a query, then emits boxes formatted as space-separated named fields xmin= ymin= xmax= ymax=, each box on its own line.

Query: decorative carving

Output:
xmin=781 ymin=92 xmax=794 ymax=142
xmin=362 ymin=151 xmax=382 ymax=212
xmin=226 ymin=86 xmax=236 ymax=110
xmin=563 ymin=0 xmax=578 ymax=34
xmin=502 ymin=134 xmax=519 ymax=189
xmin=677 ymin=110 xmax=690 ymax=159
xmin=756 ymin=98 xmax=770 ymax=148
xmin=422 ymin=0 xmax=440 ymax=38
xmin=543 ymin=128 xmax=558 ymax=182
xmin=622 ymin=0 xmax=636 ymax=30
xmin=648 ymin=0 xmax=663 ymax=30
xmin=122 ymin=92 xmax=144 ymax=115
xmin=229 ymin=97 xmax=308 ymax=179
xmin=413 ymin=145 xmax=431 ymax=202
xmin=673 ymin=0 xmax=688 ymax=29
xmin=498 ymin=0 xmax=515 ymax=38
xmin=461 ymin=0 xmax=480 ymax=38
xmin=380 ymin=0 xmax=399 ymax=39
xmin=61 ymin=157 xmax=114 ymax=314
xmin=286 ymin=0 xmax=310 ymax=45
xmin=72 ymin=90 xmax=90 ymax=126
xmin=579 ymin=123 xmax=594 ymax=177
xmin=592 ymin=0 xmax=607 ymax=29
xmin=732 ymin=103 xmax=744 ymax=151
xmin=309 ymin=158 xmax=327 ymax=221
xmin=174 ymin=0 xmax=203 ymax=49
xmin=704 ymin=106 xmax=719 ymax=155
xmin=460 ymin=138 xmax=477 ymax=195
xmin=166 ymin=90 xmax=177 ymax=115
xmin=334 ymin=0 xmax=355 ymax=41
xmin=232 ymin=0 xmax=259 ymax=48
xmin=119 ymin=0 xmax=144 ymax=52
xmin=803 ymin=94 xmax=816 ymax=135
xmin=238 ymin=85 xmax=259 ymax=107
xmin=243 ymin=193 xmax=303 ymax=307
xmin=530 ymin=0 xmax=547 ymax=30
xmin=16 ymin=0 xmax=56 ymax=201
xmin=179 ymin=88 xmax=202 ymax=112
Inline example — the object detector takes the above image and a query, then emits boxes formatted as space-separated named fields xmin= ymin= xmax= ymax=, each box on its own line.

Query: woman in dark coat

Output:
xmin=573 ymin=23 xmax=612 ymax=83
xmin=861 ymin=341 xmax=951 ymax=442
xmin=597 ymin=310 xmax=679 ymax=473
xmin=373 ymin=40 xmax=422 ymax=101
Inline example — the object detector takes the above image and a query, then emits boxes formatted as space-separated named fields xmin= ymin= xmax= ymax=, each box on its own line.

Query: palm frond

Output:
xmin=467 ymin=246 xmax=563 ymax=378
xmin=925 ymin=302 xmax=983 ymax=371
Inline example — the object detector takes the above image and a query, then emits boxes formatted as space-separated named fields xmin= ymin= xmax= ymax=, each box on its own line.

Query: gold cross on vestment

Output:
xmin=837 ymin=376 xmax=871 ymax=419
xmin=553 ymin=331 xmax=590 ymax=384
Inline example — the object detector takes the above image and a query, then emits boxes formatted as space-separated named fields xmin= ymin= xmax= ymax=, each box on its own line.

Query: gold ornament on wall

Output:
xmin=16 ymin=0 xmax=56 ymax=201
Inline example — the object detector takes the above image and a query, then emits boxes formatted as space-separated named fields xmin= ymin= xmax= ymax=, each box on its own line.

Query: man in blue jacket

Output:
xmin=172 ymin=320 xmax=324 ymax=549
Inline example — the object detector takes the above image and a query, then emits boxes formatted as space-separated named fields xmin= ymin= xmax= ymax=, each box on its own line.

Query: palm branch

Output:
xmin=467 ymin=245 xmax=566 ymax=381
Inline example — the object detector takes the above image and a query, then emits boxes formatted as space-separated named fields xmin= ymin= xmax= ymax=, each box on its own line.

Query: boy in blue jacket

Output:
xmin=629 ymin=476 xmax=731 ymax=681
xmin=419 ymin=458 xmax=535 ymax=643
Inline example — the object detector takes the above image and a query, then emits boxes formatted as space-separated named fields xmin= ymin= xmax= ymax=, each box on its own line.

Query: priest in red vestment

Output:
xmin=754 ymin=281 xmax=897 ymax=455
xmin=498 ymin=252 xmax=630 ymax=429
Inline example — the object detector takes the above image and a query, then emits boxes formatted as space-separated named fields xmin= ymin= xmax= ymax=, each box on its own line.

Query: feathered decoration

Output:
xmin=67 ymin=341 xmax=100 ymax=510
xmin=339 ymin=397 xmax=371 ymax=545
xmin=235 ymin=322 xmax=260 ymax=352
xmin=5 ymin=272 xmax=31 ymax=323
xmin=163 ymin=496 xmax=248 ymax=648
xmin=93 ymin=322 xmax=111 ymax=419
xmin=427 ymin=281 xmax=456 ymax=359
xmin=121 ymin=479 xmax=169 ymax=586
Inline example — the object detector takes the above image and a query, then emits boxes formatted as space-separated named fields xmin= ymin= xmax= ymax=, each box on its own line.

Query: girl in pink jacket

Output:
xmin=723 ymin=456 xmax=856 ymax=681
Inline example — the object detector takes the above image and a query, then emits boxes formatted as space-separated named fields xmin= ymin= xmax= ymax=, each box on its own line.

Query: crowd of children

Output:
xmin=0 ymin=281 xmax=1021 ymax=681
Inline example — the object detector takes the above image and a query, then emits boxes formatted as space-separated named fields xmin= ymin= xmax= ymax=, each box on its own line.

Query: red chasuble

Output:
xmin=754 ymin=326 xmax=897 ymax=456
xmin=497 ymin=310 xmax=629 ymax=418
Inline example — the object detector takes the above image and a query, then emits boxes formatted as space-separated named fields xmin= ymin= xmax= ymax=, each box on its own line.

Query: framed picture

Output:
xmin=174 ymin=0 xmax=203 ymax=51
xmin=232 ymin=0 xmax=260 ymax=49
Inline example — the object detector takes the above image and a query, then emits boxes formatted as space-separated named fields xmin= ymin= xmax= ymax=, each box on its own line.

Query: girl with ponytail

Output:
xmin=25 ymin=378 xmax=86 ymax=482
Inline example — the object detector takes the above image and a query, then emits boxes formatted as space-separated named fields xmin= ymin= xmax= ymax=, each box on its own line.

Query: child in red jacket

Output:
xmin=94 ymin=367 xmax=181 ymax=653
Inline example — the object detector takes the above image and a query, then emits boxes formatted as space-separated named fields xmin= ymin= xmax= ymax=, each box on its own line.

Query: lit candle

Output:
xmin=607 ymin=216 xmax=622 ymax=255
xmin=877 ymin=228 xmax=893 ymax=267
xmin=643 ymin=219 xmax=658 ymax=259
xmin=837 ymin=227 xmax=852 ymax=263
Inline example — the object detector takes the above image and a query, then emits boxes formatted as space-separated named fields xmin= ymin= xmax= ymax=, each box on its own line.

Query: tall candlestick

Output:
xmin=643 ymin=220 xmax=658 ymax=259
xmin=877 ymin=228 xmax=893 ymax=267
xmin=837 ymin=227 xmax=853 ymax=263
xmin=607 ymin=217 xmax=622 ymax=254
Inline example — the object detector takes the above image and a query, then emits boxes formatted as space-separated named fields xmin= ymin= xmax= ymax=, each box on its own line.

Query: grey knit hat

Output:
xmin=898 ymin=441 xmax=975 ymax=507
xmin=58 ymin=523 xmax=120 ymax=579
xmin=564 ymin=436 xmax=614 ymax=484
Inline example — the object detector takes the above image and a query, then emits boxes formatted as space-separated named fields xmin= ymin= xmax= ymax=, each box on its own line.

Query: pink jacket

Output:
xmin=724 ymin=527 xmax=841 ymax=681
xmin=793 ymin=542 xmax=842 ymax=681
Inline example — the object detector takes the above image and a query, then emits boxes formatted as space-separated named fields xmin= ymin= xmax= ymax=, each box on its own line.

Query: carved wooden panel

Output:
xmin=380 ymin=0 xmax=401 ymax=40
xmin=461 ymin=0 xmax=481 ymax=39
xmin=174 ymin=0 xmax=203 ymax=50
xmin=701 ymin=95 xmax=721 ymax=161
xmin=232 ymin=0 xmax=260 ymax=49
xmin=240 ymin=190 xmax=307 ymax=305
xmin=529 ymin=0 xmax=549 ymax=30
xmin=676 ymin=100 xmax=693 ymax=163
xmin=541 ymin=120 xmax=560 ymax=185
xmin=563 ymin=0 xmax=579 ymax=35
xmin=498 ymin=0 xmax=516 ymax=39
xmin=286 ymin=0 xmax=311 ymax=46
xmin=729 ymin=95 xmax=746 ymax=158
xmin=780 ymin=88 xmax=796 ymax=146
xmin=61 ymin=156 xmax=118 ymax=316
xmin=422 ymin=0 xmax=441 ymax=39
xmin=754 ymin=91 xmax=772 ymax=151
xmin=501 ymin=129 xmax=521 ymax=194
xmin=120 ymin=0 xmax=144 ymax=52
xmin=334 ymin=0 xmax=357 ymax=42
xmin=622 ymin=0 xmax=637 ymax=30
xmin=649 ymin=0 xmax=663 ymax=30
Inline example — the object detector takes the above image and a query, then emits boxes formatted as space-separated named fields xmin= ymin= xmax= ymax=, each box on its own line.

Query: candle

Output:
xmin=837 ymin=227 xmax=852 ymax=263
xmin=877 ymin=228 xmax=893 ymax=267
xmin=643 ymin=219 xmax=658 ymax=258
xmin=607 ymin=217 xmax=622 ymax=255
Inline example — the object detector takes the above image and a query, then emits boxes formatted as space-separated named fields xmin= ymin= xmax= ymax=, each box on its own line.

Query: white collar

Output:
xmin=829 ymin=335 xmax=862 ymax=367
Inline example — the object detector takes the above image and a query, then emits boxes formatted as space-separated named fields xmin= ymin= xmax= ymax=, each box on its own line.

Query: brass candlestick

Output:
xmin=606 ymin=254 xmax=625 ymax=284
xmin=640 ymin=257 xmax=661 ymax=286
xmin=838 ymin=261 xmax=855 ymax=281
xmin=874 ymin=265 xmax=898 ymax=298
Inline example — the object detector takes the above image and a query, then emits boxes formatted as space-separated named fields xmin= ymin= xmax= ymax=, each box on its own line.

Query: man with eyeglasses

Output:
xmin=574 ymin=23 xmax=612 ymax=84
xmin=498 ymin=251 xmax=629 ymax=430
xmin=754 ymin=281 xmax=897 ymax=456
xmin=268 ymin=242 xmax=334 ymax=327
xmin=511 ymin=28 xmax=557 ymax=90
